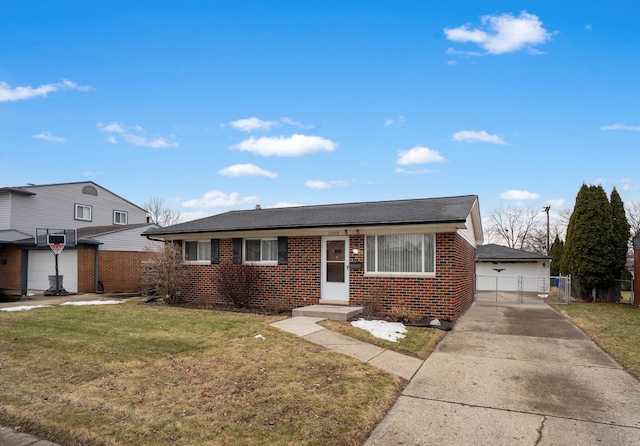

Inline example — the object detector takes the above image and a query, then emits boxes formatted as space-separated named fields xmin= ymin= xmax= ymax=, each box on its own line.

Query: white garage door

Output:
xmin=28 ymin=249 xmax=78 ymax=293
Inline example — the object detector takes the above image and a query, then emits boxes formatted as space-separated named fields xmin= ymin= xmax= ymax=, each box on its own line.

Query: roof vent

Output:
xmin=255 ymin=204 xmax=261 ymax=210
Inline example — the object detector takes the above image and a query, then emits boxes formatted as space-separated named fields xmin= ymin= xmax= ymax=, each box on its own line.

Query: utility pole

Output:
xmin=543 ymin=206 xmax=551 ymax=255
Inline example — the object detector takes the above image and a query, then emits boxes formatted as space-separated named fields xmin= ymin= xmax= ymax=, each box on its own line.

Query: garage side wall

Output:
xmin=0 ymin=245 xmax=22 ymax=290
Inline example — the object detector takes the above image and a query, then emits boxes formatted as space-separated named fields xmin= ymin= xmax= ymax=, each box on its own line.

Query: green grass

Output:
xmin=0 ymin=301 xmax=403 ymax=446
xmin=554 ymin=302 xmax=640 ymax=380
xmin=319 ymin=320 xmax=447 ymax=360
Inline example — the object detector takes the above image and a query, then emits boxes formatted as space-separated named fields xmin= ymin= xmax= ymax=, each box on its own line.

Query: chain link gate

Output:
xmin=475 ymin=275 xmax=570 ymax=304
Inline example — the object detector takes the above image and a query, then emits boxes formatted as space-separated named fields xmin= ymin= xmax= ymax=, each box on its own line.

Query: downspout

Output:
xmin=94 ymin=244 xmax=100 ymax=293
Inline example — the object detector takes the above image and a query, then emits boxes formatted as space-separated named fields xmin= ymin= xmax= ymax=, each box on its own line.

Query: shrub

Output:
xmin=141 ymin=242 xmax=189 ymax=305
xmin=388 ymin=304 xmax=421 ymax=324
xmin=217 ymin=263 xmax=260 ymax=308
xmin=362 ymin=286 xmax=385 ymax=318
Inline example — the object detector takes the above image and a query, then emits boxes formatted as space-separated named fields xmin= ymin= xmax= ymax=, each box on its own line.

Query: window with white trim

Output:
xmin=184 ymin=240 xmax=211 ymax=262
xmin=245 ymin=238 xmax=278 ymax=263
xmin=75 ymin=204 xmax=92 ymax=221
xmin=366 ymin=234 xmax=435 ymax=274
xmin=113 ymin=210 xmax=128 ymax=225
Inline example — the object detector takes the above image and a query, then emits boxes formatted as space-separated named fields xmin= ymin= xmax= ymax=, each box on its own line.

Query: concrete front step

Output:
xmin=292 ymin=304 xmax=363 ymax=321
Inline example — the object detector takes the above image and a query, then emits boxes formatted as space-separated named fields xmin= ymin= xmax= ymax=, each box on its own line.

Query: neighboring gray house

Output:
xmin=476 ymin=244 xmax=551 ymax=293
xmin=0 ymin=181 xmax=158 ymax=295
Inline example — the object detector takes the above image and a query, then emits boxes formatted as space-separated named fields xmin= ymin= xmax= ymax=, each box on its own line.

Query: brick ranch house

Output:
xmin=145 ymin=195 xmax=483 ymax=321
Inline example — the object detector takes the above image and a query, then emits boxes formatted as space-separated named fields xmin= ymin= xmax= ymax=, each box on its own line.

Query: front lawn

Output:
xmin=0 ymin=301 xmax=403 ymax=445
xmin=554 ymin=302 xmax=640 ymax=380
xmin=320 ymin=320 xmax=447 ymax=360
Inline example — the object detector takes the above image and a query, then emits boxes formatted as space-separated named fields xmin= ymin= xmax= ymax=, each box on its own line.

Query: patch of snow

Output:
xmin=60 ymin=300 xmax=123 ymax=306
xmin=537 ymin=294 xmax=548 ymax=299
xmin=1 ymin=305 xmax=53 ymax=312
xmin=430 ymin=318 xmax=441 ymax=326
xmin=350 ymin=318 xmax=407 ymax=342
xmin=254 ymin=334 xmax=265 ymax=339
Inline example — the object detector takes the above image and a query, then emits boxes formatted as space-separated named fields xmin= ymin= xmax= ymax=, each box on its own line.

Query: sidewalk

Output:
xmin=365 ymin=301 xmax=640 ymax=445
xmin=270 ymin=316 xmax=424 ymax=380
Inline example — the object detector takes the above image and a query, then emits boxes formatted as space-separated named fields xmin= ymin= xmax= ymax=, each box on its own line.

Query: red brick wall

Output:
xmin=180 ymin=233 xmax=476 ymax=321
xmin=76 ymin=247 xmax=96 ymax=293
xmin=0 ymin=245 xmax=22 ymax=290
xmin=98 ymin=251 xmax=153 ymax=294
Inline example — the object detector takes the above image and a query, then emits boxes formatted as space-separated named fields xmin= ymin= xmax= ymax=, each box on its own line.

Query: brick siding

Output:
xmin=180 ymin=233 xmax=476 ymax=321
xmin=0 ymin=245 xmax=22 ymax=290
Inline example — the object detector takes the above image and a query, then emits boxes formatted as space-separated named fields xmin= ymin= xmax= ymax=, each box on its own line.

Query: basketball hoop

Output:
xmin=49 ymin=243 xmax=65 ymax=255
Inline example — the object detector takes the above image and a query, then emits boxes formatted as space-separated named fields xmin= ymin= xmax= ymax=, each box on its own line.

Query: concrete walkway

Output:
xmin=365 ymin=301 xmax=640 ymax=445
xmin=270 ymin=316 xmax=423 ymax=380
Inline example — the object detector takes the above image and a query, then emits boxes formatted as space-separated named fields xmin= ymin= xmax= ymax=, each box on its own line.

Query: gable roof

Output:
xmin=145 ymin=195 xmax=480 ymax=236
xmin=1 ymin=181 xmax=147 ymax=213
xmin=77 ymin=223 xmax=157 ymax=239
xmin=477 ymin=244 xmax=551 ymax=261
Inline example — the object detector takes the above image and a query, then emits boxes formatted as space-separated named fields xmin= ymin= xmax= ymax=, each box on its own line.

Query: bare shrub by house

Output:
xmin=141 ymin=242 xmax=188 ymax=304
xmin=217 ymin=263 xmax=260 ymax=308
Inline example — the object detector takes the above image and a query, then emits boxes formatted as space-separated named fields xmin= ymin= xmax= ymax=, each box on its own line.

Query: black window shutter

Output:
xmin=232 ymin=238 xmax=242 ymax=264
xmin=210 ymin=239 xmax=219 ymax=264
xmin=277 ymin=236 xmax=288 ymax=265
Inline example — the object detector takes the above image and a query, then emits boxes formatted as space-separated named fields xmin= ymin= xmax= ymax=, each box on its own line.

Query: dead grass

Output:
xmin=320 ymin=320 xmax=447 ymax=360
xmin=554 ymin=302 xmax=640 ymax=380
xmin=0 ymin=301 xmax=403 ymax=445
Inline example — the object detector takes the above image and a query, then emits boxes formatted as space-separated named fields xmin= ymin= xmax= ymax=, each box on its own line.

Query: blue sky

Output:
xmin=2 ymin=1 xmax=639 ymax=225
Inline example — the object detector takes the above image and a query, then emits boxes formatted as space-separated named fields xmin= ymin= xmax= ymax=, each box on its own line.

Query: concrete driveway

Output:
xmin=366 ymin=301 xmax=640 ymax=445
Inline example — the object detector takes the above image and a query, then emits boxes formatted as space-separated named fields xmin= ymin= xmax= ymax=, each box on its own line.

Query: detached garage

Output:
xmin=476 ymin=244 xmax=551 ymax=293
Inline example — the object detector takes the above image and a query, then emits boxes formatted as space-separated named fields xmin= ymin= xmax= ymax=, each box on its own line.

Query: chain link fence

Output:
xmin=475 ymin=275 xmax=571 ymax=305
xmin=570 ymin=277 xmax=634 ymax=303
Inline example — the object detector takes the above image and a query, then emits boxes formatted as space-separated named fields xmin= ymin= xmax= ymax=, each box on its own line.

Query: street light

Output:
xmin=543 ymin=206 xmax=551 ymax=255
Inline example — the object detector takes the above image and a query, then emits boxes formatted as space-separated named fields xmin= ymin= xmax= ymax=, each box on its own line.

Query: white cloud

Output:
xmin=444 ymin=11 xmax=554 ymax=55
xmin=98 ymin=122 xmax=178 ymax=148
xmin=82 ymin=171 xmax=103 ymax=177
xmin=601 ymin=123 xmax=640 ymax=131
xmin=229 ymin=117 xmax=279 ymax=132
xmin=180 ymin=211 xmax=211 ymax=222
xmin=271 ymin=202 xmax=304 ymax=208
xmin=394 ymin=167 xmax=432 ymax=175
xmin=396 ymin=146 xmax=446 ymax=165
xmin=385 ymin=115 xmax=406 ymax=127
xmin=218 ymin=163 xmax=278 ymax=178
xmin=546 ymin=199 xmax=565 ymax=208
xmin=0 ymin=78 xmax=91 ymax=102
xmin=232 ymin=134 xmax=338 ymax=157
xmin=305 ymin=179 xmax=351 ymax=190
xmin=281 ymin=117 xmax=314 ymax=129
xmin=182 ymin=190 xmax=259 ymax=209
xmin=123 ymin=134 xmax=178 ymax=149
xmin=32 ymin=132 xmax=65 ymax=143
xmin=619 ymin=178 xmax=632 ymax=191
xmin=499 ymin=190 xmax=541 ymax=200
xmin=452 ymin=130 xmax=506 ymax=144
xmin=98 ymin=122 xmax=126 ymax=133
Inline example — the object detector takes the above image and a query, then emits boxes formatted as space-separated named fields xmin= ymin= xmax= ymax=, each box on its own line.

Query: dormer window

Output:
xmin=114 ymin=210 xmax=128 ymax=225
xmin=82 ymin=185 xmax=98 ymax=196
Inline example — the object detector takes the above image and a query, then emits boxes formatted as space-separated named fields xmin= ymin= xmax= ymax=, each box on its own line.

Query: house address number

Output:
xmin=327 ymin=231 xmax=340 ymax=235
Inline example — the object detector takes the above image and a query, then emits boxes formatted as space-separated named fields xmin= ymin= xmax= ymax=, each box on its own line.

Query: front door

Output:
xmin=321 ymin=236 xmax=349 ymax=304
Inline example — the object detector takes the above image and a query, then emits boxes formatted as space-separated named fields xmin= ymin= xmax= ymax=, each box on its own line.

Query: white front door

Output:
xmin=321 ymin=236 xmax=349 ymax=304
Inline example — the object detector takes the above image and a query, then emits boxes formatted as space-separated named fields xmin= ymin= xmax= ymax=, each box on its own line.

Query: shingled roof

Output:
xmin=145 ymin=195 xmax=480 ymax=236
xmin=477 ymin=244 xmax=551 ymax=260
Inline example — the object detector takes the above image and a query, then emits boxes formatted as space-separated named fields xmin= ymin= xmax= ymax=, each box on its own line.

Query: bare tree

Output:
xmin=484 ymin=204 xmax=542 ymax=250
xmin=625 ymin=199 xmax=640 ymax=236
xmin=143 ymin=196 xmax=182 ymax=227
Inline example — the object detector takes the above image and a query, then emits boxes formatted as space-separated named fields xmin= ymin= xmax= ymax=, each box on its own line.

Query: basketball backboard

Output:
xmin=35 ymin=228 xmax=77 ymax=247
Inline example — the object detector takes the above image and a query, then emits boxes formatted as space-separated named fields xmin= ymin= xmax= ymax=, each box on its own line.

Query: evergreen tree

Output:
xmin=610 ymin=187 xmax=631 ymax=279
xmin=549 ymin=235 xmax=564 ymax=276
xmin=561 ymin=184 xmax=615 ymax=297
